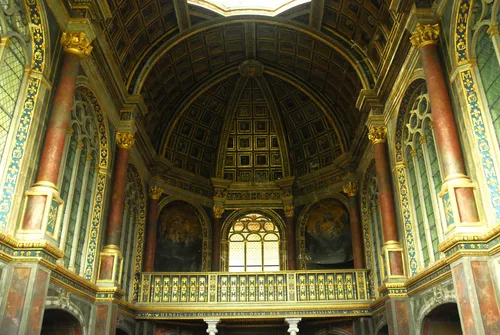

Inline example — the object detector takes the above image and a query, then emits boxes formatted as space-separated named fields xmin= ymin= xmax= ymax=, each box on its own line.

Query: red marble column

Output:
xmin=104 ymin=132 xmax=134 ymax=248
xmin=410 ymin=23 xmax=479 ymax=223
xmin=22 ymin=32 xmax=92 ymax=231
xmin=369 ymin=126 xmax=404 ymax=276
xmin=284 ymin=205 xmax=297 ymax=270
xmin=211 ymin=206 xmax=223 ymax=271
xmin=143 ymin=186 xmax=163 ymax=272
xmin=343 ymin=182 xmax=364 ymax=269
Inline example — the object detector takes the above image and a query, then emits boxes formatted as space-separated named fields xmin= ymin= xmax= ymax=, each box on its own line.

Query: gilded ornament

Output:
xmin=410 ymin=23 xmax=440 ymax=49
xmin=368 ymin=126 xmax=387 ymax=144
xmin=213 ymin=206 xmax=224 ymax=218
xmin=149 ymin=186 xmax=163 ymax=200
xmin=61 ymin=32 xmax=92 ymax=57
xmin=116 ymin=132 xmax=135 ymax=149
xmin=343 ymin=182 xmax=357 ymax=197
xmin=284 ymin=205 xmax=295 ymax=217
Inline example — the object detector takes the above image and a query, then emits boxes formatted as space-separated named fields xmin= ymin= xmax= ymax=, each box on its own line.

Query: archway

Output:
xmin=116 ymin=329 xmax=129 ymax=335
xmin=377 ymin=325 xmax=389 ymax=335
xmin=41 ymin=309 xmax=82 ymax=335
xmin=421 ymin=303 xmax=462 ymax=335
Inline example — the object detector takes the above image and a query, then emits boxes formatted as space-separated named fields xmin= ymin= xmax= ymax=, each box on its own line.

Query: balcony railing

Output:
xmin=139 ymin=269 xmax=370 ymax=304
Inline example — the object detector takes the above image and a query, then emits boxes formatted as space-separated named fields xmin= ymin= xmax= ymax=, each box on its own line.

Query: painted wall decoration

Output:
xmin=155 ymin=201 xmax=203 ymax=272
xmin=301 ymin=199 xmax=352 ymax=269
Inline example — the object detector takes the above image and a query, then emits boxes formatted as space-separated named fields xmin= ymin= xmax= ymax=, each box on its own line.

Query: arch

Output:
xmin=415 ymin=297 xmax=460 ymax=334
xmin=43 ymin=298 xmax=87 ymax=335
xmin=128 ymin=17 xmax=375 ymax=94
xmin=128 ymin=164 xmax=147 ymax=302
xmin=221 ymin=208 xmax=287 ymax=270
xmin=156 ymin=196 xmax=211 ymax=271
xmin=296 ymin=196 xmax=351 ymax=270
xmin=373 ymin=314 xmax=388 ymax=335
xmin=314 ymin=328 xmax=351 ymax=335
xmin=416 ymin=301 xmax=462 ymax=335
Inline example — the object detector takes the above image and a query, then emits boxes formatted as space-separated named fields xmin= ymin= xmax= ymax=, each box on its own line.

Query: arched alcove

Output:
xmin=41 ymin=309 xmax=83 ymax=335
xmin=421 ymin=302 xmax=462 ymax=335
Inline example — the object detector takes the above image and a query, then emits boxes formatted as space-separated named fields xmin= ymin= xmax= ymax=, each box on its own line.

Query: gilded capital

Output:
xmin=116 ymin=132 xmax=135 ymax=150
xmin=368 ymin=126 xmax=387 ymax=144
xmin=149 ymin=186 xmax=163 ymax=200
xmin=343 ymin=182 xmax=358 ymax=197
xmin=61 ymin=32 xmax=92 ymax=57
xmin=213 ymin=205 xmax=224 ymax=219
xmin=284 ymin=205 xmax=295 ymax=217
xmin=410 ymin=23 xmax=440 ymax=49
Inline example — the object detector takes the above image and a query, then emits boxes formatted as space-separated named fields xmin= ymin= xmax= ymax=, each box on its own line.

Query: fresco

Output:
xmin=155 ymin=201 xmax=202 ymax=272
xmin=304 ymin=199 xmax=352 ymax=269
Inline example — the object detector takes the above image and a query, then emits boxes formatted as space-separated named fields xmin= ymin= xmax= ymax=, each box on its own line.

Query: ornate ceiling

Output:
xmin=95 ymin=0 xmax=398 ymax=179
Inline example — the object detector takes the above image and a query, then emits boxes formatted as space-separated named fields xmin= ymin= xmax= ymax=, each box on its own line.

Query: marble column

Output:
xmin=410 ymin=23 xmax=480 ymax=231
xmin=368 ymin=126 xmax=405 ymax=278
xmin=143 ymin=186 xmax=163 ymax=272
xmin=204 ymin=318 xmax=220 ymax=335
xmin=343 ymin=182 xmax=364 ymax=269
xmin=284 ymin=205 xmax=297 ymax=270
xmin=286 ymin=318 xmax=301 ymax=335
xmin=97 ymin=132 xmax=134 ymax=285
xmin=211 ymin=206 xmax=224 ymax=271
xmin=20 ymin=32 xmax=92 ymax=237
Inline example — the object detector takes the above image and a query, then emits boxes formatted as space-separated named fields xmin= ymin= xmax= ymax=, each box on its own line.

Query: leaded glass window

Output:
xmin=403 ymin=84 xmax=443 ymax=268
xmin=0 ymin=0 xmax=29 ymax=165
xmin=368 ymin=175 xmax=384 ymax=289
xmin=121 ymin=174 xmax=138 ymax=300
xmin=58 ymin=90 xmax=99 ymax=276
xmin=228 ymin=213 xmax=280 ymax=272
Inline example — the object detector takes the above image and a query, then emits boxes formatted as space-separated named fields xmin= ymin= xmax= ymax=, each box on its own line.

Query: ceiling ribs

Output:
xmin=174 ymin=0 xmax=192 ymax=32
xmin=244 ymin=23 xmax=256 ymax=59
xmin=309 ymin=0 xmax=325 ymax=30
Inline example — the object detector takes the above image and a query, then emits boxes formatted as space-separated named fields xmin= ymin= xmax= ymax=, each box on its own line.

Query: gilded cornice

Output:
xmin=0 ymin=232 xmax=64 ymax=259
xmin=439 ymin=224 xmax=500 ymax=253
xmin=61 ymin=32 xmax=93 ymax=57
xmin=410 ymin=23 xmax=439 ymax=49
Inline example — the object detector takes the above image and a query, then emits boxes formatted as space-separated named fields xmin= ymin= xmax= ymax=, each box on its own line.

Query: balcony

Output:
xmin=136 ymin=269 xmax=372 ymax=319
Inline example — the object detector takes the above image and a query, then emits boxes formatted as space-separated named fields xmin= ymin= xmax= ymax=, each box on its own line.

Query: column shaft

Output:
xmin=105 ymin=146 xmax=131 ymax=247
xmin=211 ymin=216 xmax=221 ymax=271
xmin=285 ymin=215 xmax=296 ymax=270
xmin=344 ymin=183 xmax=364 ymax=269
xmin=143 ymin=187 xmax=161 ymax=272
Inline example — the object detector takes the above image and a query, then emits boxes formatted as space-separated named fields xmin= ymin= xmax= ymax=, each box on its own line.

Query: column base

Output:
xmin=382 ymin=241 xmax=406 ymax=280
xmin=96 ymin=245 xmax=123 ymax=287
xmin=17 ymin=182 xmax=63 ymax=243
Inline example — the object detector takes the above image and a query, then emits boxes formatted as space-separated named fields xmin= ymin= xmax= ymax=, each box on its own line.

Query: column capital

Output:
xmin=284 ymin=205 xmax=295 ymax=217
xmin=285 ymin=318 xmax=301 ymax=334
xmin=204 ymin=318 xmax=220 ymax=335
xmin=368 ymin=126 xmax=387 ymax=144
xmin=148 ymin=186 xmax=163 ymax=200
xmin=343 ymin=182 xmax=358 ymax=197
xmin=410 ymin=23 xmax=440 ymax=49
xmin=61 ymin=32 xmax=93 ymax=57
xmin=213 ymin=205 xmax=224 ymax=219
xmin=116 ymin=132 xmax=135 ymax=150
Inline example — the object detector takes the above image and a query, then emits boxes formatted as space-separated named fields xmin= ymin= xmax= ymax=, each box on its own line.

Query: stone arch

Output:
xmin=414 ymin=297 xmax=460 ymax=334
xmin=116 ymin=316 xmax=134 ymax=335
xmin=374 ymin=315 xmax=388 ymax=335
xmin=221 ymin=208 xmax=287 ymax=270
xmin=157 ymin=195 xmax=211 ymax=271
xmin=296 ymin=196 xmax=350 ymax=270
xmin=44 ymin=298 xmax=87 ymax=335
xmin=314 ymin=328 xmax=351 ymax=335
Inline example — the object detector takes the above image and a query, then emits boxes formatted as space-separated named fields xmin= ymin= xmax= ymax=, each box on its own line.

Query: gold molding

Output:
xmin=343 ymin=182 xmax=357 ymax=197
xmin=149 ymin=186 xmax=163 ymax=200
xmin=410 ymin=23 xmax=440 ymax=49
xmin=116 ymin=132 xmax=135 ymax=150
xmin=61 ymin=32 xmax=92 ymax=57
xmin=368 ymin=126 xmax=387 ymax=144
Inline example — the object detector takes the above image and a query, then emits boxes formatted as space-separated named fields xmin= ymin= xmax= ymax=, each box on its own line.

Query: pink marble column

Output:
xmin=212 ymin=206 xmax=224 ymax=271
xmin=22 ymin=32 xmax=92 ymax=231
xmin=143 ymin=186 xmax=163 ymax=272
xmin=343 ymin=182 xmax=364 ymax=269
xmin=284 ymin=205 xmax=297 ymax=270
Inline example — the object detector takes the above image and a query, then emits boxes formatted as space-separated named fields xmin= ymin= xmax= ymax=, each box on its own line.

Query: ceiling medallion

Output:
xmin=188 ymin=0 xmax=311 ymax=17
xmin=238 ymin=60 xmax=264 ymax=78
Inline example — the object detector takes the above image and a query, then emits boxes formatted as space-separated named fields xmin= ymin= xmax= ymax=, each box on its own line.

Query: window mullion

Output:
xmin=59 ymin=140 xmax=83 ymax=251
xmin=122 ymin=211 xmax=136 ymax=294
xmin=68 ymin=153 xmax=93 ymax=271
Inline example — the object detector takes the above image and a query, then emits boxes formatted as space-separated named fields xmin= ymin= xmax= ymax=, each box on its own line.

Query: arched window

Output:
xmin=121 ymin=170 xmax=138 ymax=300
xmin=0 ymin=0 xmax=29 ymax=164
xmin=228 ymin=213 xmax=280 ymax=272
xmin=58 ymin=90 xmax=98 ymax=275
xmin=403 ymin=84 xmax=443 ymax=268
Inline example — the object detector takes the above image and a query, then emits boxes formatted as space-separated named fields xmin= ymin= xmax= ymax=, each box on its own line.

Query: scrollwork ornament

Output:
xmin=148 ymin=186 xmax=163 ymax=200
xmin=61 ymin=32 xmax=93 ymax=57
xmin=115 ymin=132 xmax=135 ymax=150
xmin=284 ymin=205 xmax=295 ymax=217
xmin=343 ymin=182 xmax=357 ymax=197
xmin=368 ymin=126 xmax=387 ymax=144
xmin=410 ymin=23 xmax=440 ymax=49
xmin=213 ymin=206 xmax=224 ymax=219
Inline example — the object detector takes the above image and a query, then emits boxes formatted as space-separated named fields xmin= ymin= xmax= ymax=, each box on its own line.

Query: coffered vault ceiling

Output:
xmin=96 ymin=0 xmax=395 ymax=177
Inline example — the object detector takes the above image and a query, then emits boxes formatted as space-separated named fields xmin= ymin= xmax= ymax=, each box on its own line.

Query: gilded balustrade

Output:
xmin=139 ymin=270 xmax=369 ymax=305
